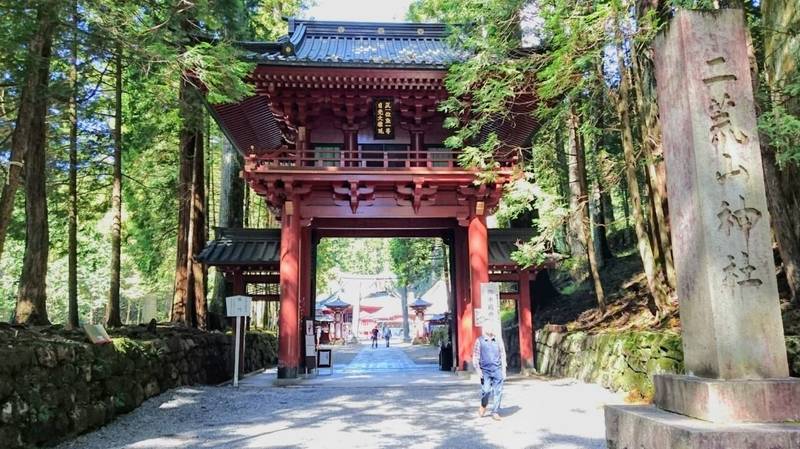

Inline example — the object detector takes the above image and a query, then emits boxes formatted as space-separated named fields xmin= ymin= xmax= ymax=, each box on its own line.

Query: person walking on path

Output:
xmin=472 ymin=326 xmax=507 ymax=421
xmin=384 ymin=327 xmax=392 ymax=347
xmin=371 ymin=326 xmax=379 ymax=348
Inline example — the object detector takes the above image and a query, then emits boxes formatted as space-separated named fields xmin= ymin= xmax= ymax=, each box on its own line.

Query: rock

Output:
xmin=144 ymin=380 xmax=160 ymax=398
xmin=1 ymin=400 xmax=13 ymax=424
xmin=56 ymin=345 xmax=75 ymax=363
xmin=69 ymin=405 xmax=89 ymax=434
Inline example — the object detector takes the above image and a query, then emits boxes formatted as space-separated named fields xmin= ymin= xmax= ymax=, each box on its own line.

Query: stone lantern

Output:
xmin=409 ymin=298 xmax=432 ymax=341
xmin=324 ymin=297 xmax=351 ymax=342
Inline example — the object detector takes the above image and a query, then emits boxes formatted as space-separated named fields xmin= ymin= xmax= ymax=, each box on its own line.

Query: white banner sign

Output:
xmin=478 ymin=283 xmax=501 ymax=330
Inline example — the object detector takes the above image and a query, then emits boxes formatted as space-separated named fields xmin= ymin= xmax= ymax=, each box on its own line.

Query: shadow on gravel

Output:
xmin=526 ymin=430 xmax=605 ymax=449
xmin=500 ymin=405 xmax=522 ymax=417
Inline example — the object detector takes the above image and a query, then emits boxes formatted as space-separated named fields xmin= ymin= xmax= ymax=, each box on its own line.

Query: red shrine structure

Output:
xmin=202 ymin=19 xmax=539 ymax=379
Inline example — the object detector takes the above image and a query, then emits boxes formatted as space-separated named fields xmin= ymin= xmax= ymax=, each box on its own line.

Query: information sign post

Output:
xmin=304 ymin=319 xmax=317 ymax=373
xmin=478 ymin=283 xmax=501 ymax=332
xmin=226 ymin=295 xmax=252 ymax=387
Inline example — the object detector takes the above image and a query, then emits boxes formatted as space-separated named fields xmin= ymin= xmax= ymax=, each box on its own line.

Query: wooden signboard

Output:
xmin=317 ymin=349 xmax=332 ymax=368
xmin=304 ymin=319 xmax=317 ymax=371
xmin=373 ymin=98 xmax=394 ymax=139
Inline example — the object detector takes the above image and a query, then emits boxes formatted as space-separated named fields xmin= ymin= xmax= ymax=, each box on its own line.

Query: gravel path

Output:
xmin=55 ymin=344 xmax=623 ymax=449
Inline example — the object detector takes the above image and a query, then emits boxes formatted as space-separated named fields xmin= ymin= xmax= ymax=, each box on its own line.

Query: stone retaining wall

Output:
xmin=0 ymin=326 xmax=277 ymax=448
xmin=534 ymin=329 xmax=800 ymax=396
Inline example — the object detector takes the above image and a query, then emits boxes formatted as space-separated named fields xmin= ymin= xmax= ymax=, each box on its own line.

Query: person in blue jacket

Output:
xmin=472 ymin=325 xmax=507 ymax=421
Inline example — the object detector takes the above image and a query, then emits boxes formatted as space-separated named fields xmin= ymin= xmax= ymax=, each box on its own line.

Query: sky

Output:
xmin=300 ymin=0 xmax=418 ymax=22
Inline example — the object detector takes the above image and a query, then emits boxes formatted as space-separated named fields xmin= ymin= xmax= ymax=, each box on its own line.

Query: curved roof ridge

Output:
xmin=244 ymin=16 xmax=465 ymax=69
xmin=290 ymin=18 xmax=449 ymax=38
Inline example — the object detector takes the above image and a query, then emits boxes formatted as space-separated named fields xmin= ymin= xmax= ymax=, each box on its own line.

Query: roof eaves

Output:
xmin=254 ymin=59 xmax=454 ymax=70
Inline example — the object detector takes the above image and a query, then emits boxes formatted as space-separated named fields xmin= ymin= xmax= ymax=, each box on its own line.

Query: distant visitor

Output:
xmin=371 ymin=325 xmax=379 ymax=348
xmin=384 ymin=327 xmax=392 ymax=347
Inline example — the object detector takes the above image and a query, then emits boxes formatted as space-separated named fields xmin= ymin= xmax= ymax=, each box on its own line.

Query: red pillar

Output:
xmin=467 ymin=215 xmax=488 ymax=369
xmin=278 ymin=202 xmax=300 ymax=379
xmin=518 ymin=269 xmax=534 ymax=371
xmin=454 ymin=226 xmax=473 ymax=370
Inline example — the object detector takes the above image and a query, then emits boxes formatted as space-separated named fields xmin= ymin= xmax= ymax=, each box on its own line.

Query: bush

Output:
xmin=429 ymin=326 xmax=449 ymax=346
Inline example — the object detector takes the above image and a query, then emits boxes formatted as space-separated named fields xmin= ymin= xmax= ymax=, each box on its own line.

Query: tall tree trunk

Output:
xmin=619 ymin=180 xmax=632 ymax=245
xmin=761 ymin=0 xmax=800 ymax=305
xmin=190 ymin=121 xmax=207 ymax=330
xmin=612 ymin=37 xmax=671 ymax=314
xmin=569 ymin=108 xmax=605 ymax=311
xmin=566 ymin=125 xmax=587 ymax=262
xmin=106 ymin=44 xmax=123 ymax=328
xmin=630 ymin=44 xmax=677 ymax=289
xmin=172 ymin=79 xmax=195 ymax=325
xmin=15 ymin=2 xmax=55 ymax=326
xmin=171 ymin=78 xmax=206 ymax=328
xmin=0 ymin=2 xmax=56 ymax=262
xmin=592 ymin=184 xmax=613 ymax=260
xmin=601 ymin=189 xmax=615 ymax=229
xmin=67 ymin=0 xmax=79 ymax=329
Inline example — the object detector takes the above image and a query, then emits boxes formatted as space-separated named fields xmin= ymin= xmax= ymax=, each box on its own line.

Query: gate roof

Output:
xmin=238 ymin=19 xmax=465 ymax=69
xmin=198 ymin=227 xmax=537 ymax=267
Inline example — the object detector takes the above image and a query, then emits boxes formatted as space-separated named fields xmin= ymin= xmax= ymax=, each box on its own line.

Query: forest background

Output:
xmin=0 ymin=0 xmax=797 ymax=331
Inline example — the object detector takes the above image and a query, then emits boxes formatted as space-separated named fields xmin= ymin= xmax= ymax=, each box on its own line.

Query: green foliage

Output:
xmin=429 ymin=325 xmax=449 ymax=346
xmin=411 ymin=0 xmax=532 ymax=180
xmin=0 ymin=0 xmax=304 ymax=325
xmin=389 ymin=238 xmax=443 ymax=294
xmin=500 ymin=305 xmax=516 ymax=328
xmin=759 ymin=67 xmax=800 ymax=167
xmin=316 ymin=238 xmax=392 ymax=294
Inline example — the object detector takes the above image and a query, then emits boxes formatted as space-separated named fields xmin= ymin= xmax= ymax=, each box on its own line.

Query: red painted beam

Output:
xmin=490 ymin=273 xmax=525 ymax=282
xmin=313 ymin=217 xmax=458 ymax=230
xmin=299 ymin=205 xmax=469 ymax=219
xmin=316 ymin=228 xmax=449 ymax=239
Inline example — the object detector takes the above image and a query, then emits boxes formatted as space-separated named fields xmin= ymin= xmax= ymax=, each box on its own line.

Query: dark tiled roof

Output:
xmin=324 ymin=297 xmax=352 ymax=309
xmin=488 ymin=228 xmax=535 ymax=266
xmin=208 ymin=95 xmax=283 ymax=155
xmin=245 ymin=18 xmax=467 ymax=69
xmin=409 ymin=298 xmax=432 ymax=308
xmin=196 ymin=228 xmax=281 ymax=266
xmin=199 ymin=227 xmax=535 ymax=267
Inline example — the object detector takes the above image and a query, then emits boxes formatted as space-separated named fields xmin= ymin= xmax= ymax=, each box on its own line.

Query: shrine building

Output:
xmin=201 ymin=18 xmax=539 ymax=379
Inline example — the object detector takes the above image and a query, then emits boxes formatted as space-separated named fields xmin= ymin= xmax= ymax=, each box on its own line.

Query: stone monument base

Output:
xmin=654 ymin=374 xmax=800 ymax=423
xmin=605 ymin=405 xmax=800 ymax=449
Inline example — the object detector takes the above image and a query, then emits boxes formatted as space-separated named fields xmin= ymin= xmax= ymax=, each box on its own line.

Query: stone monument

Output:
xmin=605 ymin=9 xmax=800 ymax=448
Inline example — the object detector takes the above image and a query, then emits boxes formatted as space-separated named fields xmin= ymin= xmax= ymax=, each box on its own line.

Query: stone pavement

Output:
xmin=56 ymin=342 xmax=625 ymax=449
